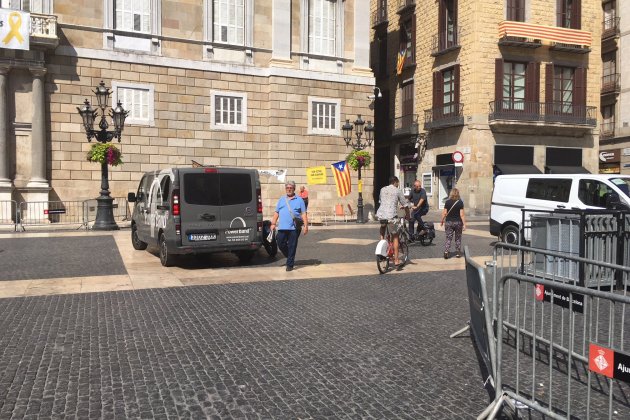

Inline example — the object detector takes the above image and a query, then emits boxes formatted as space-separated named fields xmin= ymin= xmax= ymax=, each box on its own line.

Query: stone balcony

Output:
xmin=30 ymin=13 xmax=58 ymax=49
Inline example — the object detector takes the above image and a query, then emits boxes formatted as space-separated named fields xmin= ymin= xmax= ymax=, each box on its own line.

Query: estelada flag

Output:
xmin=396 ymin=48 xmax=406 ymax=75
xmin=331 ymin=161 xmax=351 ymax=197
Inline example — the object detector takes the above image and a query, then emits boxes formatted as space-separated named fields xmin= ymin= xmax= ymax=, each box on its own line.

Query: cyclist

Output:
xmin=376 ymin=176 xmax=411 ymax=266
xmin=408 ymin=179 xmax=429 ymax=241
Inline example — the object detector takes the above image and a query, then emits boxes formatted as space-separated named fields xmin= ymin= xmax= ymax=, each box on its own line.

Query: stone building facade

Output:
xmin=0 ymin=0 xmax=375 ymax=220
xmin=371 ymin=0 xmax=602 ymax=215
xmin=599 ymin=0 xmax=629 ymax=174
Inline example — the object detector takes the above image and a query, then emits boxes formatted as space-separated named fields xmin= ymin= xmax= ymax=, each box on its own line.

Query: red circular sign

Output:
xmin=452 ymin=151 xmax=464 ymax=163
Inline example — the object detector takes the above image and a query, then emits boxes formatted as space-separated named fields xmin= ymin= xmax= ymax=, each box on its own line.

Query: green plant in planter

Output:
xmin=86 ymin=143 xmax=123 ymax=166
xmin=346 ymin=150 xmax=371 ymax=171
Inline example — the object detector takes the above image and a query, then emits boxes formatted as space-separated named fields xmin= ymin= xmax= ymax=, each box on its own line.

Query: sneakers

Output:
xmin=444 ymin=252 xmax=449 ymax=259
xmin=456 ymin=251 xmax=461 ymax=258
xmin=286 ymin=266 xmax=294 ymax=272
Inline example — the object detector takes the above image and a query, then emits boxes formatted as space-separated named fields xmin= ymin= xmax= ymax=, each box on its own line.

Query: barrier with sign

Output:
xmin=19 ymin=200 xmax=88 ymax=230
xmin=84 ymin=197 xmax=130 ymax=226
xmin=474 ymin=243 xmax=630 ymax=418
xmin=479 ymin=273 xmax=630 ymax=419
xmin=0 ymin=200 xmax=17 ymax=231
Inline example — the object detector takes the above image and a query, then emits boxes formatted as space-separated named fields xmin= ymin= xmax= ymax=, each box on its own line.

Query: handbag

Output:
xmin=284 ymin=196 xmax=304 ymax=230
xmin=441 ymin=199 xmax=460 ymax=223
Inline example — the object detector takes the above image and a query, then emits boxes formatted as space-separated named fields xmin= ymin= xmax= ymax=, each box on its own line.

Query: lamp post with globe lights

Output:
xmin=342 ymin=115 xmax=374 ymax=223
xmin=77 ymin=81 xmax=128 ymax=230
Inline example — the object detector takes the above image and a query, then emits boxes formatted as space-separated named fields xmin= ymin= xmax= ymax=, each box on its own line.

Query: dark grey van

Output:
xmin=128 ymin=167 xmax=263 ymax=266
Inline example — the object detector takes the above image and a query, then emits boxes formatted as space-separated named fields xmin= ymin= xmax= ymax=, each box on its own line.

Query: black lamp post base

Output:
xmin=92 ymin=196 xmax=119 ymax=231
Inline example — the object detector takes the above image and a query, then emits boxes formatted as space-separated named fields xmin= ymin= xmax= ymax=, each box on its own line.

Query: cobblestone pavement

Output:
xmin=0 ymin=236 xmax=127 ymax=281
xmin=0 ymin=272 xmax=491 ymax=419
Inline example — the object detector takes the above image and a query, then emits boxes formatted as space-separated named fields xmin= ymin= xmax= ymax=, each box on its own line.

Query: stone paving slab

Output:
xmin=0 ymin=236 xmax=127 ymax=281
xmin=0 ymin=273 xmax=491 ymax=419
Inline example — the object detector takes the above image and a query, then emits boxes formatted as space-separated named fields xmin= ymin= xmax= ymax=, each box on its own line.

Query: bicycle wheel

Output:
xmin=376 ymin=255 xmax=390 ymax=274
xmin=398 ymin=240 xmax=410 ymax=266
xmin=420 ymin=236 xmax=433 ymax=246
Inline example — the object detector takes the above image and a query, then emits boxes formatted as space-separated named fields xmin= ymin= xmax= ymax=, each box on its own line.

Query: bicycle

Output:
xmin=375 ymin=217 xmax=410 ymax=274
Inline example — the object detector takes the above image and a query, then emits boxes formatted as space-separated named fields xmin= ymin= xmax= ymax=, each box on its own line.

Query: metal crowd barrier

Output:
xmin=469 ymin=243 xmax=630 ymax=419
xmin=19 ymin=200 xmax=89 ymax=230
xmin=17 ymin=198 xmax=130 ymax=231
xmin=519 ymin=209 xmax=629 ymax=289
xmin=480 ymin=274 xmax=630 ymax=419
xmin=0 ymin=200 xmax=17 ymax=231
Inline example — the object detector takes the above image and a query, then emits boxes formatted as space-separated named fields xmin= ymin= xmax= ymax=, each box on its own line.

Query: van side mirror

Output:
xmin=128 ymin=192 xmax=137 ymax=203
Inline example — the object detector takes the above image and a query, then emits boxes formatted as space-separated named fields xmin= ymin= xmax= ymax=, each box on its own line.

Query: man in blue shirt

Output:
xmin=269 ymin=180 xmax=308 ymax=271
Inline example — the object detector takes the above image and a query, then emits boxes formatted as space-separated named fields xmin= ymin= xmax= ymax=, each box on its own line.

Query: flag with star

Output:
xmin=331 ymin=160 xmax=351 ymax=197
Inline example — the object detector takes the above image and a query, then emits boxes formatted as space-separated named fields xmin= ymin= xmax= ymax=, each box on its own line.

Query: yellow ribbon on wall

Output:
xmin=3 ymin=12 xmax=24 ymax=45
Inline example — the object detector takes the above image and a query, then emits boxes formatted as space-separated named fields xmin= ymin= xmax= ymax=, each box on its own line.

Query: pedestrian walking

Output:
xmin=270 ymin=180 xmax=308 ymax=271
xmin=440 ymin=187 xmax=466 ymax=259
xmin=299 ymin=185 xmax=309 ymax=210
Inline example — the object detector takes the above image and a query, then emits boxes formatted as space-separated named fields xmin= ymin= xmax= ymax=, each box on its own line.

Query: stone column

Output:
xmin=0 ymin=66 xmax=10 ymax=191
xmin=27 ymin=67 xmax=48 ymax=188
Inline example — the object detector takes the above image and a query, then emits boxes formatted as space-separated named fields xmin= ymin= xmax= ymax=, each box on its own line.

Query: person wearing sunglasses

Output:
xmin=269 ymin=180 xmax=308 ymax=271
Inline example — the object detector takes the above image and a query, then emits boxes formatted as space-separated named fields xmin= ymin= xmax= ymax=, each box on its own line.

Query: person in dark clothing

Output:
xmin=408 ymin=180 xmax=429 ymax=241
xmin=440 ymin=187 xmax=466 ymax=259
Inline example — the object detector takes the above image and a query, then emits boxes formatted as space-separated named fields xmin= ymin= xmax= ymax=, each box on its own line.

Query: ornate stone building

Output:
xmin=371 ymin=0 xmax=602 ymax=214
xmin=0 ymin=0 xmax=375 ymax=219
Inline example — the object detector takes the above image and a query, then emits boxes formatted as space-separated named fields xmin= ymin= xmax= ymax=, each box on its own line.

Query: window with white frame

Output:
xmin=213 ymin=0 xmax=245 ymax=45
xmin=309 ymin=0 xmax=336 ymax=56
xmin=211 ymin=91 xmax=247 ymax=131
xmin=308 ymin=97 xmax=340 ymax=135
xmin=422 ymin=173 xmax=433 ymax=196
xmin=116 ymin=0 xmax=151 ymax=32
xmin=112 ymin=82 xmax=154 ymax=126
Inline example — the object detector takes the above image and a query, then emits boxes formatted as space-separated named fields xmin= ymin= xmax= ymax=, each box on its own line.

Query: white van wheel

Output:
xmin=501 ymin=225 xmax=520 ymax=245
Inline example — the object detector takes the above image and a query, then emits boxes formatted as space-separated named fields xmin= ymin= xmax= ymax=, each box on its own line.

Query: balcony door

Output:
xmin=557 ymin=0 xmax=581 ymax=29
xmin=401 ymin=81 xmax=414 ymax=128
xmin=545 ymin=64 xmax=586 ymax=120
xmin=494 ymin=59 xmax=539 ymax=116
xmin=506 ymin=0 xmax=525 ymax=22
xmin=432 ymin=65 xmax=460 ymax=120
xmin=2 ymin=0 xmax=48 ymax=13
xmin=438 ymin=0 xmax=457 ymax=51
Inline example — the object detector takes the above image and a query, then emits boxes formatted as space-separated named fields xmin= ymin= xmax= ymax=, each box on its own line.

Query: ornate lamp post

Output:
xmin=77 ymin=81 xmax=128 ymax=230
xmin=342 ymin=115 xmax=374 ymax=223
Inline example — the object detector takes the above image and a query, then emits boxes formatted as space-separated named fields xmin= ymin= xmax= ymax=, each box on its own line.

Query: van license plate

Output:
xmin=188 ymin=233 xmax=217 ymax=241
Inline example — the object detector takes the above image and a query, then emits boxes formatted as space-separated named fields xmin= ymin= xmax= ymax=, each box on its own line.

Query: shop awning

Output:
xmin=545 ymin=165 xmax=590 ymax=174
xmin=494 ymin=164 xmax=542 ymax=175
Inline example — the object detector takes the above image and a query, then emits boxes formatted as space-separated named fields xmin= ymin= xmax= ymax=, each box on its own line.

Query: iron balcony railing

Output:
xmin=424 ymin=104 xmax=464 ymax=130
xmin=601 ymin=73 xmax=620 ymax=94
xmin=397 ymin=0 xmax=415 ymax=14
xmin=431 ymin=26 xmax=461 ymax=56
xmin=601 ymin=121 xmax=615 ymax=140
xmin=488 ymin=100 xmax=597 ymax=126
xmin=602 ymin=16 xmax=620 ymax=39
xmin=371 ymin=7 xmax=388 ymax=27
xmin=393 ymin=114 xmax=419 ymax=137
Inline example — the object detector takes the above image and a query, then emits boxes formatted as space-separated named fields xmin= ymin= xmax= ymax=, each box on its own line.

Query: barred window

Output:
xmin=211 ymin=91 xmax=247 ymax=131
xmin=308 ymin=97 xmax=340 ymax=135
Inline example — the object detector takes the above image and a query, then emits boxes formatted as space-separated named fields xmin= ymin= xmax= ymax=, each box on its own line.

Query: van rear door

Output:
xmin=216 ymin=169 xmax=258 ymax=247
xmin=180 ymin=169 xmax=221 ymax=246
xmin=179 ymin=168 xmax=258 ymax=247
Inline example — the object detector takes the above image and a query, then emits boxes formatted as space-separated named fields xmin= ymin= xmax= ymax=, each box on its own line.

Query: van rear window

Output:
xmin=526 ymin=179 xmax=571 ymax=202
xmin=183 ymin=173 xmax=252 ymax=206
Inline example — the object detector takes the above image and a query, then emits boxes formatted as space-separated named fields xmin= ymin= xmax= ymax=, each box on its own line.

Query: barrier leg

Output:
xmin=449 ymin=322 xmax=470 ymax=338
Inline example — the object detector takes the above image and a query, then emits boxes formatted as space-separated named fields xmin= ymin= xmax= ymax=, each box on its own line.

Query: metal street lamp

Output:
xmin=342 ymin=114 xmax=374 ymax=223
xmin=77 ymin=81 xmax=128 ymax=230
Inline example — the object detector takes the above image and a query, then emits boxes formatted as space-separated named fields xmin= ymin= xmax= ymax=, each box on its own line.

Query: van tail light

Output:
xmin=257 ymin=188 xmax=262 ymax=214
xmin=172 ymin=189 xmax=180 ymax=216
xmin=175 ymin=224 xmax=181 ymax=236
xmin=257 ymin=221 xmax=262 ymax=232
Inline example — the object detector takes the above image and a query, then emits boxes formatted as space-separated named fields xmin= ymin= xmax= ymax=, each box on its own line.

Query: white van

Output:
xmin=490 ymin=174 xmax=630 ymax=243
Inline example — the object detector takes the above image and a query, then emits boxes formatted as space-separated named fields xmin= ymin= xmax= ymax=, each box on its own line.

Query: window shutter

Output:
xmin=525 ymin=62 xmax=539 ymax=103
xmin=573 ymin=0 xmax=581 ymax=29
xmin=453 ymin=0 xmax=458 ymax=38
xmin=433 ymin=71 xmax=443 ymax=110
xmin=438 ymin=0 xmax=445 ymax=50
xmin=556 ymin=0 xmax=563 ymax=26
xmin=574 ymin=67 xmax=586 ymax=113
xmin=454 ymin=64 xmax=460 ymax=107
xmin=495 ymin=58 xmax=504 ymax=104
xmin=545 ymin=64 xmax=554 ymax=115
xmin=411 ymin=15 xmax=416 ymax=64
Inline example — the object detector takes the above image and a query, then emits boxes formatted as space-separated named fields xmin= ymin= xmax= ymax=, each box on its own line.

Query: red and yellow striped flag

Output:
xmin=396 ymin=49 xmax=406 ymax=75
xmin=331 ymin=160 xmax=351 ymax=197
